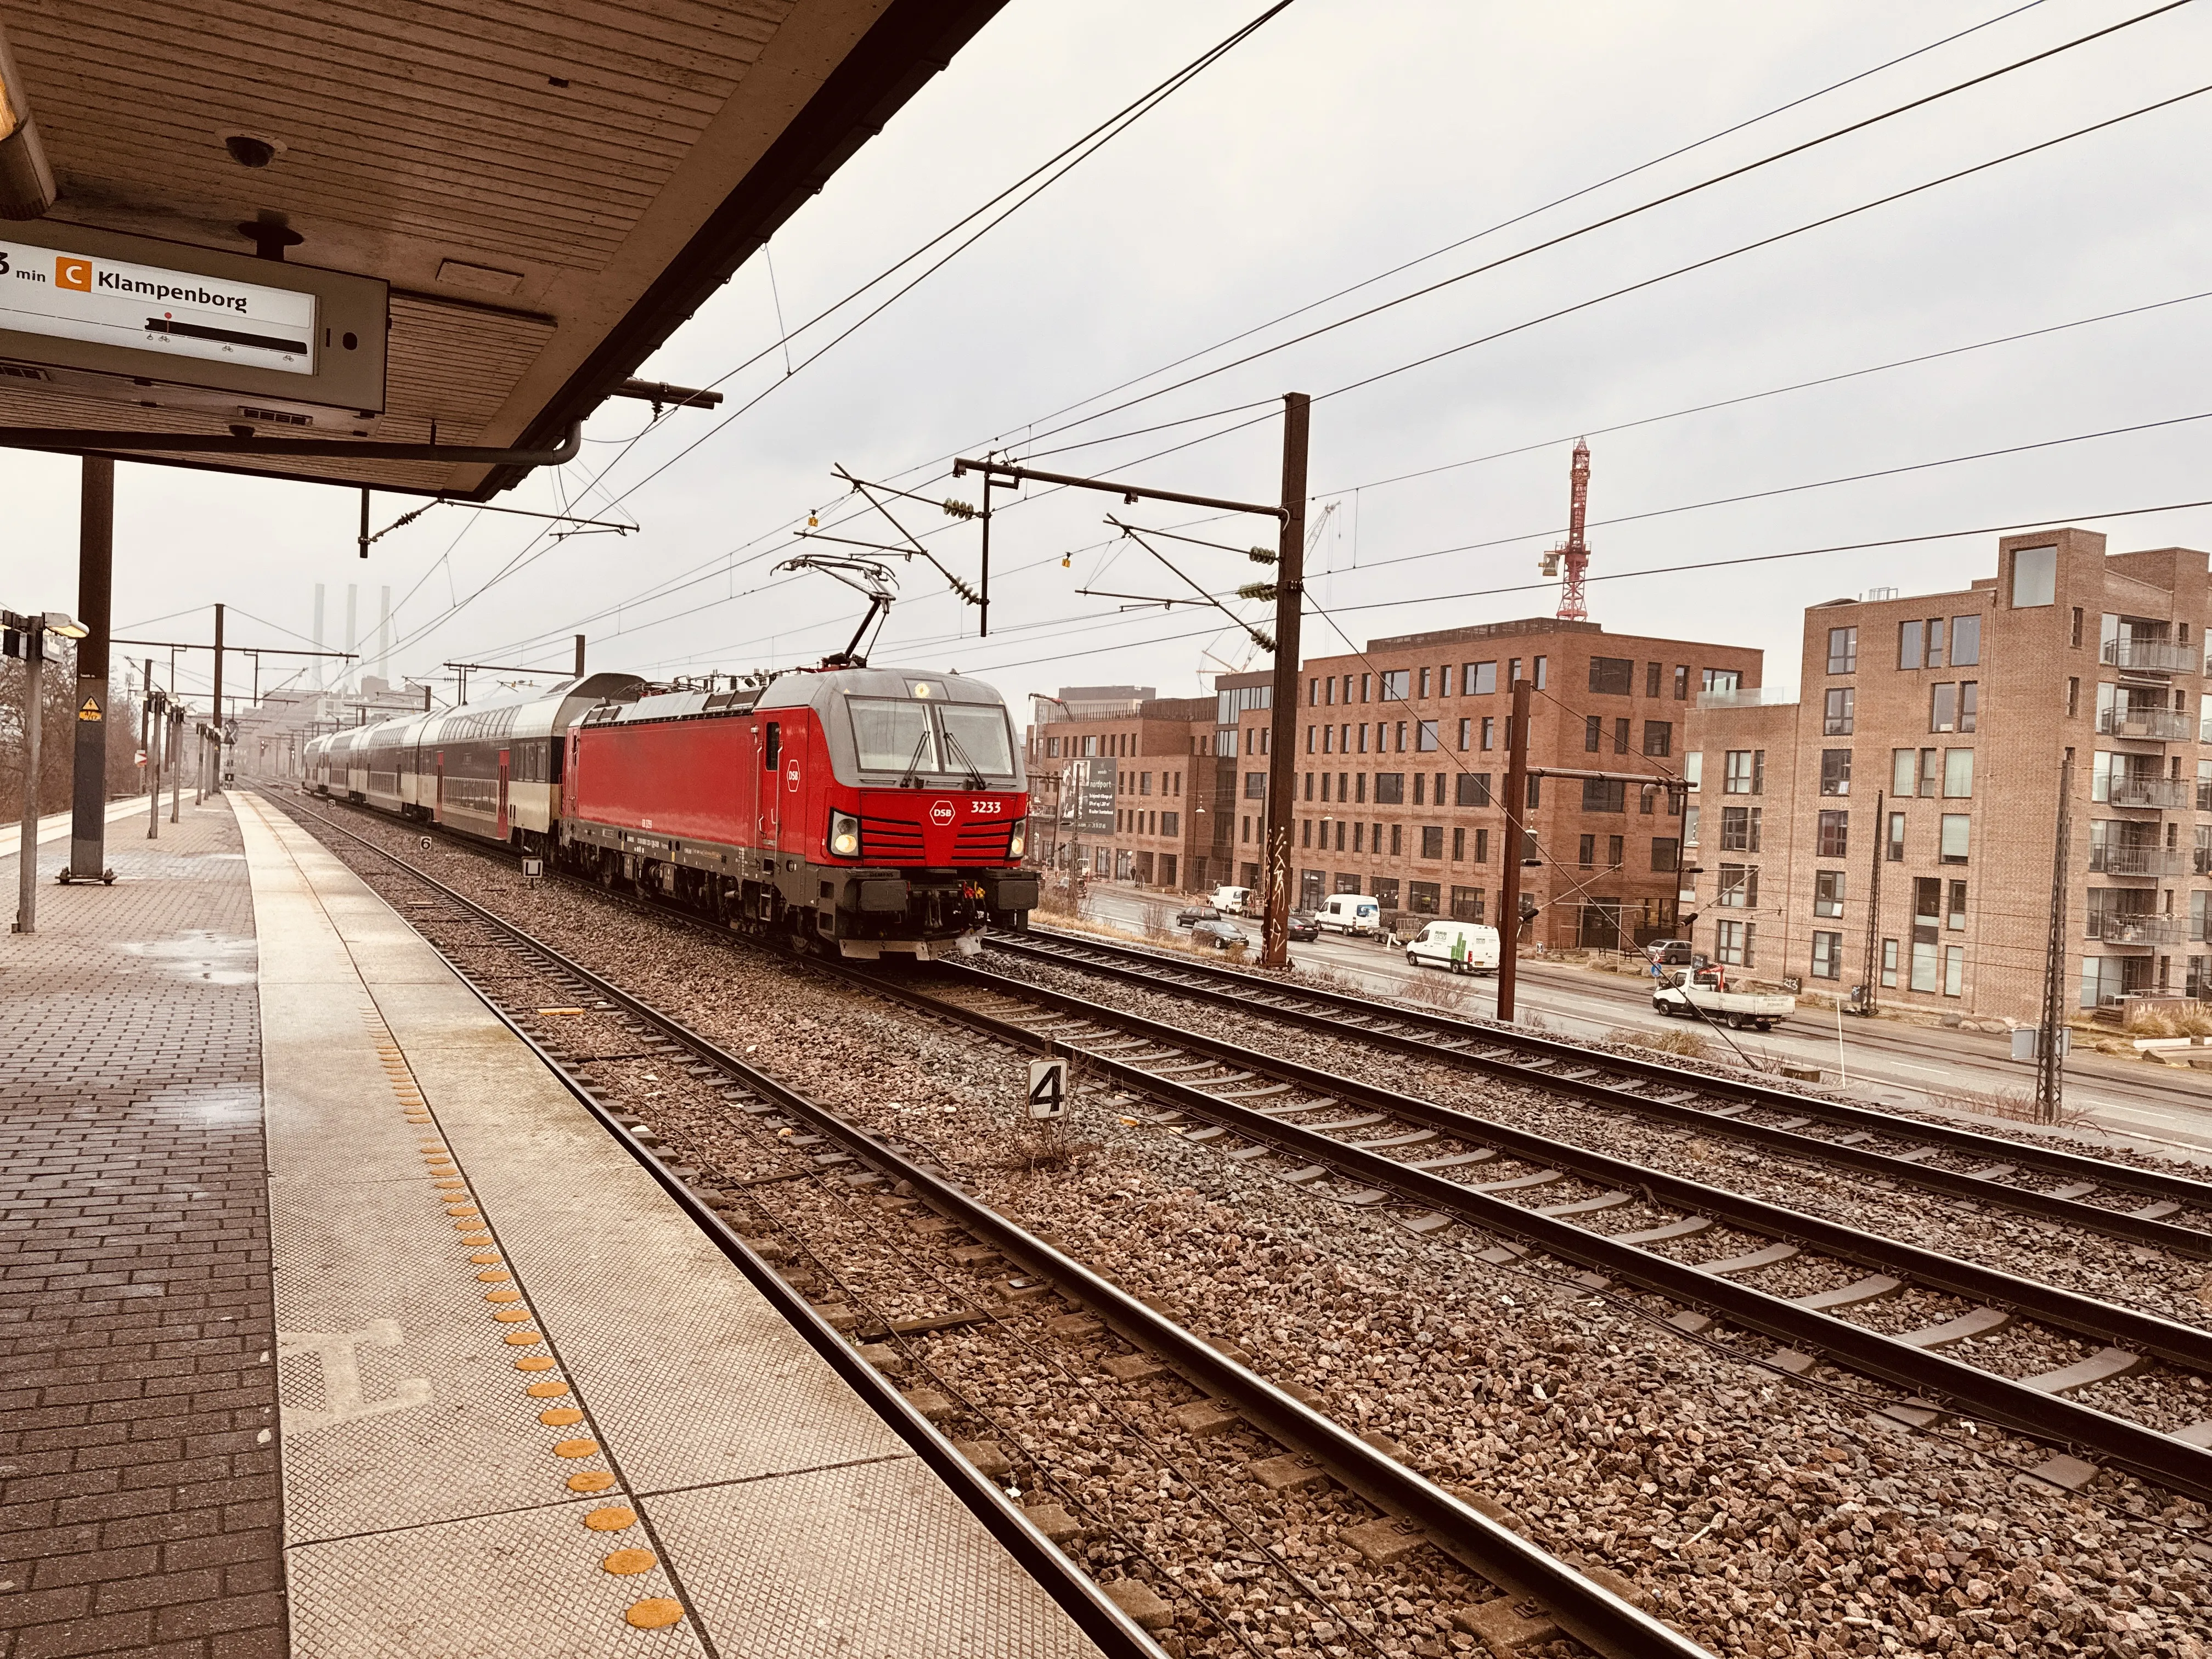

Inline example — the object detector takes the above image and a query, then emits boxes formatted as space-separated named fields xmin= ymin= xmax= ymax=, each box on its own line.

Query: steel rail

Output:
xmin=271 ymin=791 xmax=1707 ymax=1659
xmin=878 ymin=965 xmax=2212 ymax=1506
xmin=995 ymin=928 xmax=2212 ymax=1246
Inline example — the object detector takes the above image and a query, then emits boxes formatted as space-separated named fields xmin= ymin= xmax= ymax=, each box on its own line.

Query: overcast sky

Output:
xmin=5 ymin=0 xmax=2210 ymax=715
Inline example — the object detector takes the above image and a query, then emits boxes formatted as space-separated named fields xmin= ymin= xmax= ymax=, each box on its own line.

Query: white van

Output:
xmin=1316 ymin=893 xmax=1381 ymax=935
xmin=1406 ymin=919 xmax=1500 ymax=975
xmin=1209 ymin=885 xmax=1254 ymax=916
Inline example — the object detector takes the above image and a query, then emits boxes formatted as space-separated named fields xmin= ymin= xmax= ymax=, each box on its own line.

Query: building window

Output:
xmin=1652 ymin=837 xmax=1679 ymax=872
xmin=1827 ymin=627 xmax=1858 ymax=674
xmin=1408 ymin=881 xmax=1440 ymax=915
xmin=1582 ymin=778 xmax=1627 ymax=812
xmin=1684 ymin=805 xmax=1699 ymax=845
xmin=2011 ymin=543 xmax=2057 ymax=607
xmin=1824 ymin=687 xmax=1855 ymax=735
xmin=1944 ymin=945 xmax=1964 ymax=997
xmin=1420 ymin=825 xmax=1443 ymax=860
xmin=1940 ymin=814 xmax=1971 ymax=864
xmin=1590 ymin=656 xmax=1634 ymax=696
xmin=1646 ymin=661 xmax=1662 ymax=698
xmin=1716 ymin=864 xmax=1758 ymax=907
xmin=1417 ymin=720 xmax=1438 ymax=752
xmin=1812 ymin=930 xmax=1842 ymax=979
xmin=1719 ymin=805 xmax=1761 ymax=853
xmin=1585 ymin=715 xmax=1602 ymax=753
xmin=2070 ymin=607 xmax=2084 ymax=648
xmin=1951 ymin=614 xmax=1981 ymax=665
xmin=1816 ymin=810 xmax=1848 ymax=859
xmin=1715 ymin=919 xmax=1753 ymax=967
xmin=1703 ymin=668 xmax=1742 ymax=695
xmin=1673 ymin=665 xmax=1690 ymax=701
xmin=1452 ymin=826 xmax=1465 ymax=861
xmin=1613 ymin=717 xmax=1630 ymax=754
xmin=1931 ymin=683 xmax=1957 ymax=732
xmin=1375 ymin=772 xmax=1405 ymax=805
xmin=1814 ymin=870 xmax=1846 ymax=917
xmin=1947 ymin=879 xmax=1967 ymax=930
xmin=1910 ymin=940 xmax=1939 ymax=992
xmin=1918 ymin=748 xmax=1939 ymax=798
xmin=1244 ymin=770 xmax=1266 ymax=799
xmin=1881 ymin=938 xmax=1898 ymax=987
xmin=1468 ymin=661 xmax=1497 ymax=695
xmin=1819 ymin=748 xmax=1851 ymax=797
xmin=1607 ymin=834 xmax=1623 ymax=868
xmin=1480 ymin=717 xmax=1495 ymax=751
xmin=1457 ymin=717 xmax=1471 ymax=751
xmin=1380 ymin=670 xmax=1409 ymax=700
xmin=1943 ymin=749 xmax=1974 ymax=798
xmin=1452 ymin=885 xmax=1485 ymax=922
xmin=1374 ymin=877 xmax=1401 ymax=909
xmin=1474 ymin=828 xmax=1489 ymax=863
xmin=1455 ymin=772 xmax=1491 ymax=807
xmin=1887 ymin=812 xmax=1905 ymax=862
xmin=1419 ymin=667 xmax=1432 ymax=698
xmin=1534 ymin=656 xmax=1548 ymax=689
xmin=1723 ymin=749 xmax=1763 ymax=794
xmin=1643 ymin=720 xmax=1672 ymax=757
xmin=1891 ymin=748 xmax=1915 ymax=797
xmin=1390 ymin=823 xmax=1403 ymax=856
xmin=1578 ymin=833 xmax=1596 ymax=868
xmin=1959 ymin=681 xmax=1977 ymax=732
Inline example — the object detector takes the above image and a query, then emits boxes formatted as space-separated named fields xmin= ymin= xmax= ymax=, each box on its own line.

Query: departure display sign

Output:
xmin=1069 ymin=757 xmax=1118 ymax=834
xmin=0 ymin=239 xmax=316 ymax=375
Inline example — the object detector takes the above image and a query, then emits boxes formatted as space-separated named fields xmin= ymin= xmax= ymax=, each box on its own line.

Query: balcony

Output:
xmin=2098 ymin=707 xmax=2193 ymax=741
xmin=2107 ymin=776 xmax=2191 ymax=809
xmin=2103 ymin=638 xmax=2195 ymax=674
xmin=2085 ymin=912 xmax=2188 ymax=947
xmin=2088 ymin=845 xmax=2191 ymax=878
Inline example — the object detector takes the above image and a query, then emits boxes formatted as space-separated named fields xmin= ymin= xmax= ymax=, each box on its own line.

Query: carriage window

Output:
xmin=935 ymin=703 xmax=1016 ymax=778
xmin=848 ymin=699 xmax=934 ymax=772
xmin=763 ymin=721 xmax=781 ymax=771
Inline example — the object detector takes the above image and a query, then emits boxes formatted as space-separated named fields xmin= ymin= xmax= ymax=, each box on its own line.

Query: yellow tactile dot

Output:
xmin=446 ymin=1207 xmax=482 ymax=1220
xmin=525 ymin=1380 xmax=570 ymax=1398
xmin=602 ymin=1548 xmax=657 ymax=1576
xmin=484 ymin=1289 xmax=522 ymax=1303
xmin=515 ymin=1355 xmax=556 ymax=1372
xmin=503 ymin=1330 xmax=543 ymax=1346
xmin=585 ymin=1506 xmax=635 ymax=1532
xmin=568 ymin=1471 xmax=617 ymax=1494
xmin=434 ymin=1180 xmax=468 ymax=1190
xmin=553 ymin=1438 xmax=600 ymax=1459
xmin=460 ymin=1232 xmax=493 ymax=1246
xmin=477 ymin=1270 xmax=512 ymax=1283
xmin=538 ymin=1406 xmax=585 ymax=1427
xmin=471 ymin=1252 xmax=504 ymax=1266
xmin=625 ymin=1599 xmax=682 ymax=1629
xmin=492 ymin=1307 xmax=534 ymax=1323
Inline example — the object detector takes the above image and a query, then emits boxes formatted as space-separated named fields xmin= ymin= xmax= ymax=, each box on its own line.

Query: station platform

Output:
xmin=2 ymin=793 xmax=1108 ymax=1659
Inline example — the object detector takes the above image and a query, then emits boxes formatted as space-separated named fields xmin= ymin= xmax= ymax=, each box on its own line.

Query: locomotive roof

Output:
xmin=581 ymin=665 xmax=1008 ymax=729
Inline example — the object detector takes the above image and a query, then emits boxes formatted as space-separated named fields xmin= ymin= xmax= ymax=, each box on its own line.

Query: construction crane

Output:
xmin=1538 ymin=438 xmax=1592 ymax=620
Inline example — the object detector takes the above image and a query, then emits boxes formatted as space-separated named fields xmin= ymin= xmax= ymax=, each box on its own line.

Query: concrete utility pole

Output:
xmin=1260 ymin=392 xmax=1310 ymax=970
xmin=65 ymin=456 xmax=115 ymax=885
xmin=14 ymin=624 xmax=43 ymax=933
xmin=1496 ymin=676 xmax=1534 ymax=1023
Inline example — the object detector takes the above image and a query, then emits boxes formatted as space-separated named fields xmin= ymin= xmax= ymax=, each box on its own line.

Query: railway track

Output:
xmin=269 ymin=789 xmax=1705 ymax=1659
xmin=863 ymin=956 xmax=2212 ymax=1508
xmin=989 ymin=926 xmax=2212 ymax=1257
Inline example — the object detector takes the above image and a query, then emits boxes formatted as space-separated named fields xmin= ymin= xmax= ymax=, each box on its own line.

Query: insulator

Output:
xmin=941 ymin=499 xmax=978 ymax=520
xmin=1247 ymin=546 xmax=1276 ymax=564
xmin=1237 ymin=582 xmax=1278 ymax=602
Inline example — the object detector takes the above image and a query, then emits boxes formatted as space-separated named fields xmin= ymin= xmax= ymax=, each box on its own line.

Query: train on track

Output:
xmin=302 ymin=665 xmax=1037 ymax=958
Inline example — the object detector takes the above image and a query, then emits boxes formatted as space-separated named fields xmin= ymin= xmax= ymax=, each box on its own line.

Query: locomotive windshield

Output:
xmin=847 ymin=696 xmax=1015 ymax=779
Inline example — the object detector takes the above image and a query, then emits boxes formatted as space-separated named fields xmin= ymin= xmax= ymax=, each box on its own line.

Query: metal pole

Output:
xmin=1260 ymin=392 xmax=1310 ymax=970
xmin=146 ymin=690 xmax=161 ymax=839
xmin=66 ymin=455 xmax=114 ymax=883
xmin=169 ymin=709 xmax=181 ymax=822
xmin=573 ymin=634 xmax=585 ymax=679
xmin=14 ymin=630 xmax=43 ymax=933
xmin=1859 ymin=788 xmax=1885 ymax=1016
xmin=2037 ymin=753 xmax=2074 ymax=1124
xmin=211 ymin=602 xmax=224 ymax=793
xmin=1497 ymin=676 xmax=1534 ymax=1023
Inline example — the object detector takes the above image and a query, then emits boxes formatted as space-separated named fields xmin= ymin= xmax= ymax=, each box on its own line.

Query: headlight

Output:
xmin=828 ymin=810 xmax=860 ymax=859
xmin=1008 ymin=828 xmax=1025 ymax=857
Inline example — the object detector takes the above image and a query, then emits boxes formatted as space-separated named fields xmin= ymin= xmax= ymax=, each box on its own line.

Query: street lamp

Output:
xmin=6 ymin=609 xmax=88 ymax=933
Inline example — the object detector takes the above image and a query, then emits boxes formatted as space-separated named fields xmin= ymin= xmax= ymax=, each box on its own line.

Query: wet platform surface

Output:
xmin=3 ymin=791 xmax=1104 ymax=1658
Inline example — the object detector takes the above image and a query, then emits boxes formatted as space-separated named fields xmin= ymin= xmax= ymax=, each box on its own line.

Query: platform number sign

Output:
xmin=1026 ymin=1058 xmax=1069 ymax=1120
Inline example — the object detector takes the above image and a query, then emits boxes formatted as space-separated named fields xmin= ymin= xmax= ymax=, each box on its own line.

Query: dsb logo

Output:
xmin=929 ymin=799 xmax=956 ymax=827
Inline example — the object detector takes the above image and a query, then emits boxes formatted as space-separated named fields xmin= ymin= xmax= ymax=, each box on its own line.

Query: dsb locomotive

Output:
xmin=304 ymin=664 xmax=1038 ymax=957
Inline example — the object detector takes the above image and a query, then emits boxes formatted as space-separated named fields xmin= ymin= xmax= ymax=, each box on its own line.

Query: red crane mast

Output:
xmin=1548 ymin=438 xmax=1592 ymax=620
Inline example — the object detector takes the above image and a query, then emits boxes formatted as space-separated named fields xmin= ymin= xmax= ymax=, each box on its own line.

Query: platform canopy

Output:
xmin=0 ymin=0 xmax=1001 ymax=497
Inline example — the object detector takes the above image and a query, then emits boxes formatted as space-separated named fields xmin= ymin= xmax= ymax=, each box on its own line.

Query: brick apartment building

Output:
xmin=1287 ymin=620 xmax=1763 ymax=947
xmin=1684 ymin=527 xmax=2212 ymax=1022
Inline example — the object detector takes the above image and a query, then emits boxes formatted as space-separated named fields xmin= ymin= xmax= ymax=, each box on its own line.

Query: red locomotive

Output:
xmin=308 ymin=663 xmax=1037 ymax=957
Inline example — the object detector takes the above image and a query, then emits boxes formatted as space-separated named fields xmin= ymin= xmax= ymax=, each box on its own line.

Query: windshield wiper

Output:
xmin=900 ymin=725 xmax=932 ymax=790
xmin=940 ymin=727 xmax=988 ymax=791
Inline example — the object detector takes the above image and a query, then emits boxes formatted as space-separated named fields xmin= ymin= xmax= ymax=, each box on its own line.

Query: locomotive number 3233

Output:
xmin=968 ymin=799 xmax=1003 ymax=814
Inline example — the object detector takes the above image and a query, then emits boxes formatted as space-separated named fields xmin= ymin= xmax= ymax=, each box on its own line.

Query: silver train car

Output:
xmin=303 ymin=673 xmax=644 ymax=852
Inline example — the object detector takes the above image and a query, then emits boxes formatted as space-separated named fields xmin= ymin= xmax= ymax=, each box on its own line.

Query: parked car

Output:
xmin=1176 ymin=903 xmax=1223 ymax=928
xmin=1644 ymin=939 xmax=1696 ymax=966
xmin=1652 ymin=967 xmax=1795 ymax=1030
xmin=1209 ymin=884 xmax=1254 ymax=916
xmin=1191 ymin=918 xmax=1249 ymax=950
xmin=1314 ymin=893 xmax=1381 ymax=935
xmin=1405 ymin=919 xmax=1500 ymax=975
xmin=1286 ymin=910 xmax=1321 ymax=942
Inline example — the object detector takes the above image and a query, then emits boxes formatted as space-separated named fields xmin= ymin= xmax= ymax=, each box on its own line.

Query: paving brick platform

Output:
xmin=0 ymin=798 xmax=284 ymax=1659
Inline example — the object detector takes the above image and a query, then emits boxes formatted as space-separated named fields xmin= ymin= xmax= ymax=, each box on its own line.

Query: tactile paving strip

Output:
xmin=646 ymin=1460 xmax=1099 ymax=1659
xmin=287 ymin=1497 xmax=707 ymax=1659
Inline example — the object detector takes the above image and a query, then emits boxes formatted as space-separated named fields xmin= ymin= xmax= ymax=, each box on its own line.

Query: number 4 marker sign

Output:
xmin=1026 ymin=1058 xmax=1068 ymax=1120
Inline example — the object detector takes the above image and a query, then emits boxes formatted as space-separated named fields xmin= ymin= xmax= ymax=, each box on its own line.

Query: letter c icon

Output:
xmin=55 ymin=258 xmax=91 ymax=292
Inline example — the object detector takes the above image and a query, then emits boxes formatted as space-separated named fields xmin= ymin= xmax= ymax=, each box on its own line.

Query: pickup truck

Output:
xmin=1651 ymin=968 xmax=1795 ymax=1031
